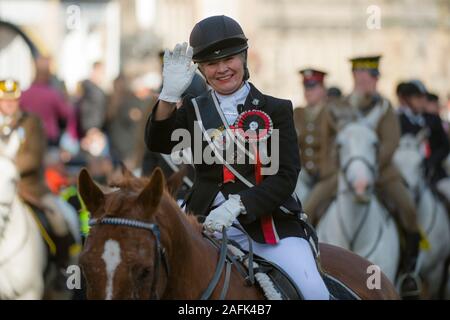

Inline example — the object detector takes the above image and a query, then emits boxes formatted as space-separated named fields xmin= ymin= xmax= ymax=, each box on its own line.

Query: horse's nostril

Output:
xmin=353 ymin=179 xmax=368 ymax=194
xmin=139 ymin=267 xmax=151 ymax=280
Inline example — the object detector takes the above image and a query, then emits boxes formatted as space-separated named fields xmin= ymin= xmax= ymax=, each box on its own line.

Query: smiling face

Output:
xmin=199 ymin=53 xmax=245 ymax=95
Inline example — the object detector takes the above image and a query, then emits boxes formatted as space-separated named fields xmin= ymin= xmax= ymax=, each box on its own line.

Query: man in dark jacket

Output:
xmin=397 ymin=81 xmax=450 ymax=185
xmin=77 ymin=61 xmax=107 ymax=138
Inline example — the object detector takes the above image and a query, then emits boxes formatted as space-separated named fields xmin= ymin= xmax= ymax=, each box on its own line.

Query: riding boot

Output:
xmin=399 ymin=231 xmax=421 ymax=300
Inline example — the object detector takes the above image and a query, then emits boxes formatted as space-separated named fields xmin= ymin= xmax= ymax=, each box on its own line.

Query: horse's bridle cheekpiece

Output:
xmin=89 ymin=217 xmax=170 ymax=299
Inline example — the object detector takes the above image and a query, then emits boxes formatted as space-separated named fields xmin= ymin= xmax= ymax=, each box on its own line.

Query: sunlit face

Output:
xmin=304 ymin=84 xmax=326 ymax=106
xmin=0 ymin=98 xmax=20 ymax=117
xmin=352 ymin=70 xmax=378 ymax=96
xmin=199 ymin=54 xmax=245 ymax=95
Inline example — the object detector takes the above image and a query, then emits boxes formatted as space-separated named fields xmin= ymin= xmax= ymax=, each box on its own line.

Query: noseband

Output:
xmin=88 ymin=217 xmax=170 ymax=299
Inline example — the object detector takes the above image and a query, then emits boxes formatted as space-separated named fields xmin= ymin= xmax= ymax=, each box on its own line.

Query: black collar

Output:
xmin=241 ymin=82 xmax=266 ymax=112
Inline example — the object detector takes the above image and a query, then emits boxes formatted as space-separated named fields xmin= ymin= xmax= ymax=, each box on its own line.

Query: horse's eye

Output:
xmin=139 ymin=267 xmax=152 ymax=280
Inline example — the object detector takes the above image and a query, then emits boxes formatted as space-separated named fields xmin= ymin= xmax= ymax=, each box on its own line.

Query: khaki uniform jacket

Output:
xmin=13 ymin=112 xmax=50 ymax=201
xmin=293 ymin=102 xmax=327 ymax=178
xmin=319 ymin=93 xmax=401 ymax=185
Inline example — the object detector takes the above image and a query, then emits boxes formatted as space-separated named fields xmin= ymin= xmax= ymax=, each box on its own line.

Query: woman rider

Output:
xmin=145 ymin=15 xmax=329 ymax=299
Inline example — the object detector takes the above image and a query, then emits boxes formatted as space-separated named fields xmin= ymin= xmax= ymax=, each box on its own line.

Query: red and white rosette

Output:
xmin=234 ymin=110 xmax=273 ymax=143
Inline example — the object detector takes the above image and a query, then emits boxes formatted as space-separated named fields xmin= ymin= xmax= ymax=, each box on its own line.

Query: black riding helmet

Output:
xmin=189 ymin=15 xmax=250 ymax=80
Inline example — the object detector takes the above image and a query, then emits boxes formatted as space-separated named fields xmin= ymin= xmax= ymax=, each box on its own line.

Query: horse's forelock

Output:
xmin=99 ymin=174 xmax=203 ymax=247
xmin=108 ymin=174 xmax=150 ymax=192
xmin=338 ymin=123 xmax=378 ymax=149
xmin=103 ymin=175 xmax=183 ymax=219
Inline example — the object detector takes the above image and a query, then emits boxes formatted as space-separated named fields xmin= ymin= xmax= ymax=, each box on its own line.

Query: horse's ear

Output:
xmin=137 ymin=167 xmax=165 ymax=216
xmin=78 ymin=168 xmax=105 ymax=218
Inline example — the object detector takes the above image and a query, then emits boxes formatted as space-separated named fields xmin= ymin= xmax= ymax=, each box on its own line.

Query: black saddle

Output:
xmin=214 ymin=236 xmax=360 ymax=300
xmin=252 ymin=250 xmax=359 ymax=300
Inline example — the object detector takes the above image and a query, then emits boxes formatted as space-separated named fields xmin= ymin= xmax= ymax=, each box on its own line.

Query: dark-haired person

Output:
xmin=397 ymin=81 xmax=450 ymax=201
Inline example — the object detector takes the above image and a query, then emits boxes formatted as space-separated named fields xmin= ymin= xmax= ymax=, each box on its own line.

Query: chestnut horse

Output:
xmin=78 ymin=167 xmax=398 ymax=299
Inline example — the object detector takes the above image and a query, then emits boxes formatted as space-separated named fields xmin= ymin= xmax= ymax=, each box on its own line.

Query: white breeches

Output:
xmin=218 ymin=225 xmax=330 ymax=300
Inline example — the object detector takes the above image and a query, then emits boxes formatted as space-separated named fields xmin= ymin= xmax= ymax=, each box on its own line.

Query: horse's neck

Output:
xmin=407 ymin=169 xmax=435 ymax=216
xmin=0 ymin=195 xmax=28 ymax=259
xmin=416 ymin=183 xmax=440 ymax=223
xmin=162 ymin=210 xmax=221 ymax=299
xmin=336 ymin=173 xmax=380 ymax=249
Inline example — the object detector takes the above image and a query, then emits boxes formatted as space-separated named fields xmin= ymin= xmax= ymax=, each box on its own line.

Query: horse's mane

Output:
xmin=184 ymin=213 xmax=203 ymax=234
xmin=108 ymin=173 xmax=150 ymax=193
xmin=107 ymin=172 xmax=203 ymax=234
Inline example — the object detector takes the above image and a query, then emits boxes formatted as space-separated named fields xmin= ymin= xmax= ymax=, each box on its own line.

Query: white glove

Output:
xmin=204 ymin=194 xmax=246 ymax=232
xmin=159 ymin=42 xmax=198 ymax=103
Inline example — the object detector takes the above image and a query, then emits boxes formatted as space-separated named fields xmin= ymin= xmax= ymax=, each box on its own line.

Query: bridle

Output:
xmin=88 ymin=217 xmax=255 ymax=300
xmin=340 ymin=155 xmax=377 ymax=198
xmin=88 ymin=217 xmax=170 ymax=299
xmin=337 ymin=151 xmax=386 ymax=254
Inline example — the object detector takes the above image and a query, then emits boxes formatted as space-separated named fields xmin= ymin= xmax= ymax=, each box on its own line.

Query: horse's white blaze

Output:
xmin=102 ymin=239 xmax=121 ymax=300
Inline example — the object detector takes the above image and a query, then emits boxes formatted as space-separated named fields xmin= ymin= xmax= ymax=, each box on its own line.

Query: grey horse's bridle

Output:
xmin=340 ymin=153 xmax=378 ymax=197
xmin=88 ymin=217 xmax=170 ymax=299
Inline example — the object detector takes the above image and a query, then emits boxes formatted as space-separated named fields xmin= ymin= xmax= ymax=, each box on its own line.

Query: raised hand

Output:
xmin=159 ymin=42 xmax=198 ymax=103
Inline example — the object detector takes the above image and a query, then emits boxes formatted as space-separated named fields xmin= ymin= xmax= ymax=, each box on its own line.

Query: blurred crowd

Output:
xmin=11 ymin=55 xmax=161 ymax=192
